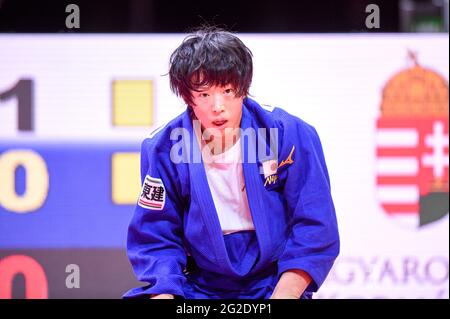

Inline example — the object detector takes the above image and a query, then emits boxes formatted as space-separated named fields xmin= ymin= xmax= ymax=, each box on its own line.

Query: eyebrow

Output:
xmin=194 ymin=84 xmax=234 ymax=94
xmin=194 ymin=86 xmax=210 ymax=92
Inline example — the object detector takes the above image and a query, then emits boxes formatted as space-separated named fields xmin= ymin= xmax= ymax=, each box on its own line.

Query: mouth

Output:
xmin=212 ymin=119 xmax=228 ymax=128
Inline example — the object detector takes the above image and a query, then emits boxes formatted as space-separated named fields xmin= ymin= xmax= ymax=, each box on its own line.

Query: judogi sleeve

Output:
xmin=123 ymin=138 xmax=187 ymax=298
xmin=276 ymin=113 xmax=340 ymax=293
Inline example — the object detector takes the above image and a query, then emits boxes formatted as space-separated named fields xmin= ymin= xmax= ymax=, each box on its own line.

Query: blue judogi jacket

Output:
xmin=123 ymin=97 xmax=340 ymax=299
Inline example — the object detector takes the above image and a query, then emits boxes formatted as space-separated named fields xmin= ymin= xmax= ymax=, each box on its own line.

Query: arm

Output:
xmin=274 ymin=114 xmax=340 ymax=297
xmin=123 ymin=138 xmax=187 ymax=299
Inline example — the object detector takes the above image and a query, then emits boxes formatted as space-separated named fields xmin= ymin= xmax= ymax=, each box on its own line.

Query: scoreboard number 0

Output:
xmin=0 ymin=255 xmax=48 ymax=299
xmin=0 ymin=150 xmax=49 ymax=213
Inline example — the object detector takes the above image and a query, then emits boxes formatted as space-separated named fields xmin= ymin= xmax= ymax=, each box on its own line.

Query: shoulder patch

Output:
xmin=138 ymin=175 xmax=166 ymax=210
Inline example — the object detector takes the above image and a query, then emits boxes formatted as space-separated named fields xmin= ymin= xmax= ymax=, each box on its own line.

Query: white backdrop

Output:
xmin=0 ymin=34 xmax=448 ymax=298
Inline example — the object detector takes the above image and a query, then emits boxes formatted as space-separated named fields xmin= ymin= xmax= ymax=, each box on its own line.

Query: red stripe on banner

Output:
xmin=377 ymin=176 xmax=418 ymax=185
xmin=376 ymin=118 xmax=447 ymax=128
xmin=382 ymin=203 xmax=419 ymax=214
xmin=376 ymin=148 xmax=418 ymax=157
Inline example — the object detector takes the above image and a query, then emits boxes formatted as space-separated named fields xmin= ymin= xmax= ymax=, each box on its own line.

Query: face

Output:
xmin=189 ymin=84 xmax=244 ymax=139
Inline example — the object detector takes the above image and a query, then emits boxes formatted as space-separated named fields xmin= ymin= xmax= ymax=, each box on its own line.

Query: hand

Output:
xmin=270 ymin=292 xmax=300 ymax=299
xmin=150 ymin=294 xmax=174 ymax=299
xmin=270 ymin=269 xmax=312 ymax=299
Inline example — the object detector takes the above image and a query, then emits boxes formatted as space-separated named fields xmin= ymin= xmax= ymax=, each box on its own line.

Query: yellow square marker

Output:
xmin=113 ymin=80 xmax=153 ymax=126
xmin=112 ymin=152 xmax=141 ymax=205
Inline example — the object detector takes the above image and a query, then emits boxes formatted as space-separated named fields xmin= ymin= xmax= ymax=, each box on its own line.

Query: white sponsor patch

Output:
xmin=262 ymin=159 xmax=278 ymax=178
xmin=138 ymin=175 xmax=166 ymax=210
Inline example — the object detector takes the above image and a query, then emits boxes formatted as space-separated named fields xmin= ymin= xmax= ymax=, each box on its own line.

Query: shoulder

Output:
xmin=244 ymin=97 xmax=317 ymax=138
xmin=139 ymin=110 xmax=191 ymax=197
xmin=141 ymin=110 xmax=190 ymax=155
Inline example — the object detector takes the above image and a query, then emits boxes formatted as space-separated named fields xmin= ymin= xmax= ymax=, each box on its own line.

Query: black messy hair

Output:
xmin=169 ymin=26 xmax=253 ymax=107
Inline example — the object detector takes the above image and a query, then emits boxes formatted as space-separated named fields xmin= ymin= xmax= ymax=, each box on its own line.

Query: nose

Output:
xmin=212 ymin=94 xmax=225 ymax=113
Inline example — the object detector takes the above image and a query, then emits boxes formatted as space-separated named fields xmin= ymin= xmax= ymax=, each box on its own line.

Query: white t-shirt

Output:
xmin=201 ymin=137 xmax=255 ymax=235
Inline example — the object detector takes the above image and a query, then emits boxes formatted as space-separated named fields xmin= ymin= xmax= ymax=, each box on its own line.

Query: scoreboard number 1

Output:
xmin=0 ymin=79 xmax=34 ymax=131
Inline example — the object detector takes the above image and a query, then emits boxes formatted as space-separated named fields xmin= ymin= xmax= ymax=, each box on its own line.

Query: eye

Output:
xmin=224 ymin=88 xmax=234 ymax=95
xmin=199 ymin=92 xmax=209 ymax=98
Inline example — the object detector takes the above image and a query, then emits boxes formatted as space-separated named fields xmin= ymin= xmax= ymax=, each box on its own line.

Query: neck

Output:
xmin=204 ymin=129 xmax=240 ymax=155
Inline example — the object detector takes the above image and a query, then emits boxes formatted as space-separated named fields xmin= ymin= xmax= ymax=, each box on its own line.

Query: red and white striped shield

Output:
xmin=376 ymin=118 xmax=449 ymax=227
